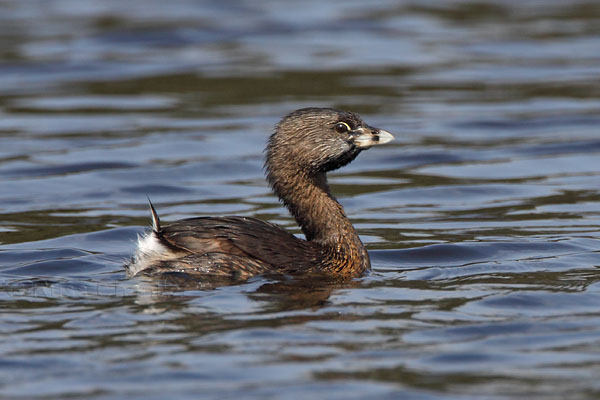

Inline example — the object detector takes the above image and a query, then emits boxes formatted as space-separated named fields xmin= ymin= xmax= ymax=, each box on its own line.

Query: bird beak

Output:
xmin=351 ymin=126 xmax=394 ymax=149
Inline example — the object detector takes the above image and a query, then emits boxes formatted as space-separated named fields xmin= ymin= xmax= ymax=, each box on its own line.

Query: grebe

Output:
xmin=128 ymin=107 xmax=393 ymax=280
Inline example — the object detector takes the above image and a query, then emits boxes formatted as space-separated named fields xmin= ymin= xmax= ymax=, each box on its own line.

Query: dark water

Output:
xmin=1 ymin=1 xmax=600 ymax=399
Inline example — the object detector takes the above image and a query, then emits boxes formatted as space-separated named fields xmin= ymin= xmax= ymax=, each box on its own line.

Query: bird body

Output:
xmin=128 ymin=108 xmax=393 ymax=280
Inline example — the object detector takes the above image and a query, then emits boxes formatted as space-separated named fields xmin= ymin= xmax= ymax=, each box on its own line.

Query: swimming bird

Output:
xmin=128 ymin=107 xmax=393 ymax=280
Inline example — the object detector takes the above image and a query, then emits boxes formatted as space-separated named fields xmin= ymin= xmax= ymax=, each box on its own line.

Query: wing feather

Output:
xmin=155 ymin=216 xmax=321 ymax=272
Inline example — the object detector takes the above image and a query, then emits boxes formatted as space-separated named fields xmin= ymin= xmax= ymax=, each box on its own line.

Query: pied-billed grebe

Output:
xmin=128 ymin=107 xmax=393 ymax=279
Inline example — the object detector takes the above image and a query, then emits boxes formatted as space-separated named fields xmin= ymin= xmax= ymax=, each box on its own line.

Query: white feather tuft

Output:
xmin=127 ymin=231 xmax=170 ymax=276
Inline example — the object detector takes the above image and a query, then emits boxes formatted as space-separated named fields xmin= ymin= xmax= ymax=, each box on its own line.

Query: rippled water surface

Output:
xmin=1 ymin=1 xmax=600 ymax=399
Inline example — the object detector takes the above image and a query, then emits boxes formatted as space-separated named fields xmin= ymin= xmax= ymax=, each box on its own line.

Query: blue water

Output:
xmin=1 ymin=1 xmax=599 ymax=399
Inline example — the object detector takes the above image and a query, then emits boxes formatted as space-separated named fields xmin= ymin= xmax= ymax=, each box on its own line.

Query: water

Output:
xmin=1 ymin=1 xmax=599 ymax=398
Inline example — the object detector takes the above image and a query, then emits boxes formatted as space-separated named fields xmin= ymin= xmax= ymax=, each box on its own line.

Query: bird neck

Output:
xmin=267 ymin=168 xmax=370 ymax=273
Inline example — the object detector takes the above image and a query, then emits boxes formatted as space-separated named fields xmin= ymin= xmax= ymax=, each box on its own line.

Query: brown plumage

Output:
xmin=128 ymin=107 xmax=393 ymax=280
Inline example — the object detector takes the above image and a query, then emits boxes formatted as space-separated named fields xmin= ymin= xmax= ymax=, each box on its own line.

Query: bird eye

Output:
xmin=334 ymin=122 xmax=351 ymax=134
